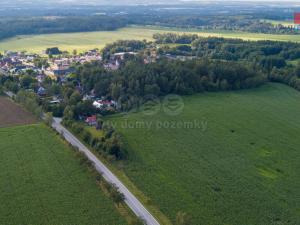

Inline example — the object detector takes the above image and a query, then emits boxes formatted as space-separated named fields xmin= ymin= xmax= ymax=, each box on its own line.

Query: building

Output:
xmin=93 ymin=100 xmax=117 ymax=110
xmin=37 ymin=87 xmax=47 ymax=96
xmin=85 ymin=115 xmax=97 ymax=126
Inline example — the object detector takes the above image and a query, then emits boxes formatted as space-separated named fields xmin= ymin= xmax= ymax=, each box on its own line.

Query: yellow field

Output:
xmin=0 ymin=26 xmax=299 ymax=54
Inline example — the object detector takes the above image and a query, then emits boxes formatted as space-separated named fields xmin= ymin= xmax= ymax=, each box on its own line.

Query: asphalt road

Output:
xmin=52 ymin=117 xmax=160 ymax=225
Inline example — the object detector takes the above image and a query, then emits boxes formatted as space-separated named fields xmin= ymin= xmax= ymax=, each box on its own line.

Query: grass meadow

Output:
xmin=108 ymin=83 xmax=300 ymax=225
xmin=0 ymin=26 xmax=300 ymax=54
xmin=0 ymin=124 xmax=127 ymax=225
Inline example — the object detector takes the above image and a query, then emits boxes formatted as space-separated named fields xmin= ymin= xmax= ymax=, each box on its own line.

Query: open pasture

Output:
xmin=0 ymin=26 xmax=299 ymax=54
xmin=109 ymin=83 xmax=300 ymax=225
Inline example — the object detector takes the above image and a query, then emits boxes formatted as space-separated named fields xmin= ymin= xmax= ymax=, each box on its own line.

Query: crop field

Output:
xmin=0 ymin=26 xmax=300 ymax=54
xmin=0 ymin=124 xmax=127 ymax=225
xmin=0 ymin=96 xmax=37 ymax=127
xmin=261 ymin=19 xmax=295 ymax=27
xmin=109 ymin=83 xmax=300 ymax=225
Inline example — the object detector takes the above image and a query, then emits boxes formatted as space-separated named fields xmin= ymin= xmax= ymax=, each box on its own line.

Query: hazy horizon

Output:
xmin=2 ymin=0 xmax=300 ymax=6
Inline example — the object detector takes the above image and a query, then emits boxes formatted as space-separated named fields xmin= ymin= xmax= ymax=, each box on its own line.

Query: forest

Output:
xmin=75 ymin=59 xmax=266 ymax=111
xmin=154 ymin=34 xmax=300 ymax=91
xmin=0 ymin=16 xmax=128 ymax=41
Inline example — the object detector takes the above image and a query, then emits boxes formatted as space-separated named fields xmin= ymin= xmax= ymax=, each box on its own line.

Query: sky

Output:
xmin=2 ymin=0 xmax=299 ymax=8
xmin=6 ymin=0 xmax=299 ymax=3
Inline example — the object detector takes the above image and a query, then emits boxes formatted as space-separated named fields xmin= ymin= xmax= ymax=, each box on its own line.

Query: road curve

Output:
xmin=52 ymin=118 xmax=160 ymax=225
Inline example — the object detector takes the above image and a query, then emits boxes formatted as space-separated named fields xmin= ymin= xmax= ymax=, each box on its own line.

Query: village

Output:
xmin=0 ymin=49 xmax=136 ymax=124
xmin=0 ymin=46 xmax=164 ymax=128
xmin=0 ymin=48 xmax=136 ymax=77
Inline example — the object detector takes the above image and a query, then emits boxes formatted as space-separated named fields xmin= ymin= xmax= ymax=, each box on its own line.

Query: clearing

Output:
xmin=0 ymin=96 xmax=37 ymax=127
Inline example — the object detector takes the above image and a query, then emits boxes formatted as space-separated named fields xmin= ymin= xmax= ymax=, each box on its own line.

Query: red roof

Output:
xmin=295 ymin=13 xmax=300 ymax=25
xmin=86 ymin=115 xmax=97 ymax=123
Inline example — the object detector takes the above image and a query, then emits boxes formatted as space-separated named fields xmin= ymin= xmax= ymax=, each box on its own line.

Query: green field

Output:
xmin=261 ymin=19 xmax=295 ymax=27
xmin=0 ymin=26 xmax=300 ymax=53
xmin=287 ymin=58 xmax=300 ymax=66
xmin=0 ymin=124 xmax=127 ymax=225
xmin=108 ymin=83 xmax=300 ymax=225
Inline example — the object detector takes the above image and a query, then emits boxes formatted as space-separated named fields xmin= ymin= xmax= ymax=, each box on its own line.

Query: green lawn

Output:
xmin=0 ymin=26 xmax=299 ymax=54
xmin=109 ymin=83 xmax=300 ymax=225
xmin=0 ymin=124 xmax=127 ymax=225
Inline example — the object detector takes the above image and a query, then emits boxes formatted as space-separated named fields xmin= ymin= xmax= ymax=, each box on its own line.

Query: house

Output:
xmin=37 ymin=87 xmax=47 ymax=96
xmin=83 ymin=94 xmax=96 ymax=101
xmin=103 ymin=60 xmax=120 ymax=71
xmin=93 ymin=100 xmax=117 ymax=110
xmin=113 ymin=52 xmax=137 ymax=60
xmin=85 ymin=115 xmax=97 ymax=126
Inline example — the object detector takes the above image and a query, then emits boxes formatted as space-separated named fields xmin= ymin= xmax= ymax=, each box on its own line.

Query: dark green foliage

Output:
xmin=0 ymin=16 xmax=128 ymax=41
xmin=63 ymin=120 xmax=127 ymax=160
xmin=33 ymin=57 xmax=49 ymax=68
xmin=260 ymin=56 xmax=286 ymax=70
xmin=20 ymin=75 xmax=37 ymax=89
xmin=110 ymin=185 xmax=126 ymax=206
xmin=45 ymin=47 xmax=61 ymax=55
xmin=15 ymin=90 xmax=42 ymax=118
xmin=153 ymin=33 xmax=198 ymax=44
xmin=102 ymin=40 xmax=146 ymax=60
xmin=76 ymin=58 xmax=265 ymax=111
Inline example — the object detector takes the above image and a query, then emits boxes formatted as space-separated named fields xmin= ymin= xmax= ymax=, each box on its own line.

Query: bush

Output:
xmin=82 ymin=130 xmax=92 ymax=143
xmin=72 ymin=123 xmax=84 ymax=135
xmin=110 ymin=185 xmax=125 ymax=206
xmin=44 ymin=112 xmax=53 ymax=127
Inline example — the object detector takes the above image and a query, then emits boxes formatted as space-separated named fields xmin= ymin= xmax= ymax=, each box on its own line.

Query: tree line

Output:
xmin=63 ymin=119 xmax=127 ymax=160
xmin=155 ymin=34 xmax=300 ymax=90
xmin=0 ymin=16 xmax=128 ymax=41
xmin=75 ymin=58 xmax=266 ymax=111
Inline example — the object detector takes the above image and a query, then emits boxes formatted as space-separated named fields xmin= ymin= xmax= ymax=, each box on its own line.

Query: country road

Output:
xmin=51 ymin=117 xmax=160 ymax=225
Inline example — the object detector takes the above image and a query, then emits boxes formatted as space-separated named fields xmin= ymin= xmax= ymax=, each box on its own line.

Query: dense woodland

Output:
xmin=75 ymin=59 xmax=265 ymax=111
xmin=0 ymin=16 xmax=128 ymax=40
xmin=159 ymin=37 xmax=299 ymax=66
xmin=101 ymin=40 xmax=147 ymax=60
xmin=133 ymin=15 xmax=299 ymax=34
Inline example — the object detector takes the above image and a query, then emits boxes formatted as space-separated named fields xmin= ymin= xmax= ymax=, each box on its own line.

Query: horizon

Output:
xmin=3 ymin=0 xmax=300 ymax=6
